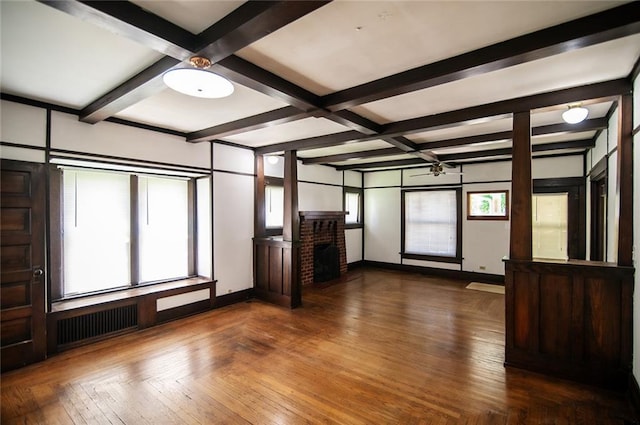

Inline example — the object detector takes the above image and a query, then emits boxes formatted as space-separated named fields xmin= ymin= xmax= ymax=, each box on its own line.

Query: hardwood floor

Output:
xmin=1 ymin=268 xmax=635 ymax=424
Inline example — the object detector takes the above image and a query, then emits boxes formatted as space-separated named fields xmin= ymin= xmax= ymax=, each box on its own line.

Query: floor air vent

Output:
xmin=57 ymin=304 xmax=138 ymax=346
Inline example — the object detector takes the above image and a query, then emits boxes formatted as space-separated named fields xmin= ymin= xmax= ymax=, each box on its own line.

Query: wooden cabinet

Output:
xmin=505 ymin=258 xmax=633 ymax=390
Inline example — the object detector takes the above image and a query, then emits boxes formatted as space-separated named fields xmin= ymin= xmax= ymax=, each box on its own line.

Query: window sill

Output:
xmin=401 ymin=253 xmax=462 ymax=264
xmin=345 ymin=223 xmax=363 ymax=230
xmin=51 ymin=276 xmax=216 ymax=313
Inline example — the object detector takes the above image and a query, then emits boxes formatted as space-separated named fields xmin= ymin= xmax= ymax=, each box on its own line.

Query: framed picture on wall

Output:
xmin=467 ymin=190 xmax=509 ymax=220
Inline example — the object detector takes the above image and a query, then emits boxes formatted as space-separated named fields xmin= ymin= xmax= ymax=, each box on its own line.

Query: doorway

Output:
xmin=1 ymin=160 xmax=47 ymax=371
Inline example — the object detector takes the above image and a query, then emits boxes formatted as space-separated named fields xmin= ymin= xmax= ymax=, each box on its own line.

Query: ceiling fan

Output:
xmin=410 ymin=162 xmax=463 ymax=177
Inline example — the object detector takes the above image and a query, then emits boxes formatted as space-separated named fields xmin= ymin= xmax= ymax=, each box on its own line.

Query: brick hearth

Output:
xmin=299 ymin=211 xmax=347 ymax=286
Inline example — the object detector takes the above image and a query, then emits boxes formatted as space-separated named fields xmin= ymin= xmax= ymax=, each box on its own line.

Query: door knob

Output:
xmin=33 ymin=268 xmax=44 ymax=277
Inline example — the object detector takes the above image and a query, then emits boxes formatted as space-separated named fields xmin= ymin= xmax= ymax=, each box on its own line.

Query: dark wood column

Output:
xmin=283 ymin=150 xmax=299 ymax=242
xmin=252 ymin=150 xmax=301 ymax=308
xmin=254 ymin=154 xmax=266 ymax=238
xmin=616 ymin=93 xmax=633 ymax=267
xmin=509 ymin=111 xmax=533 ymax=260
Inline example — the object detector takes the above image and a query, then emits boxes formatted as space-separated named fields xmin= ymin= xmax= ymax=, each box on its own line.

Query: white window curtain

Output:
xmin=404 ymin=190 xmax=457 ymax=257
xmin=138 ymin=175 xmax=189 ymax=283
xmin=63 ymin=169 xmax=131 ymax=296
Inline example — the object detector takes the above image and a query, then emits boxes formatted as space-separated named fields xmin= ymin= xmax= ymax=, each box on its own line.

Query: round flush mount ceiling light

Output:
xmin=562 ymin=104 xmax=588 ymax=124
xmin=266 ymin=155 xmax=280 ymax=165
xmin=163 ymin=56 xmax=234 ymax=99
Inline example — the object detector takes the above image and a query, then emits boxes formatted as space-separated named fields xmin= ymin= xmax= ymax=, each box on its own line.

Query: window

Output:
xmin=402 ymin=189 xmax=461 ymax=263
xmin=63 ymin=169 xmax=131 ymax=295
xmin=532 ymin=193 xmax=568 ymax=260
xmin=138 ymin=176 xmax=189 ymax=282
xmin=58 ymin=167 xmax=207 ymax=299
xmin=467 ymin=190 xmax=509 ymax=220
xmin=264 ymin=177 xmax=283 ymax=235
xmin=344 ymin=187 xmax=363 ymax=227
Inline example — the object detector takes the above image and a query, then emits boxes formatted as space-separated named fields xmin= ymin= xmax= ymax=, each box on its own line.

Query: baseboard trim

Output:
xmin=347 ymin=260 xmax=365 ymax=270
xmin=214 ymin=288 xmax=254 ymax=309
xmin=628 ymin=373 xmax=640 ymax=419
xmin=362 ymin=260 xmax=505 ymax=284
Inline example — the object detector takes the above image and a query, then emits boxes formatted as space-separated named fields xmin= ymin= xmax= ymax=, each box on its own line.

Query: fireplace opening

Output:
xmin=313 ymin=243 xmax=340 ymax=283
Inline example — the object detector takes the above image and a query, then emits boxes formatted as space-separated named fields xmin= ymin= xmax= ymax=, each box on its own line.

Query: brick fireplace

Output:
xmin=299 ymin=211 xmax=348 ymax=285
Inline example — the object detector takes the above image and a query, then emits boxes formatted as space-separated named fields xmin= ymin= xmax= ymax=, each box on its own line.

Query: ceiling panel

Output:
xmin=115 ymin=83 xmax=289 ymax=133
xmin=0 ymin=1 xmax=163 ymax=109
xmin=351 ymin=34 xmax=640 ymax=124
xmin=298 ymin=139 xmax=392 ymax=159
xmin=130 ymin=0 xmax=243 ymax=34
xmin=222 ymin=117 xmax=350 ymax=148
xmin=237 ymin=1 xmax=626 ymax=95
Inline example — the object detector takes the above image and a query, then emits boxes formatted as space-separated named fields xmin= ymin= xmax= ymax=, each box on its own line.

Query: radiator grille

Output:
xmin=57 ymin=304 xmax=138 ymax=346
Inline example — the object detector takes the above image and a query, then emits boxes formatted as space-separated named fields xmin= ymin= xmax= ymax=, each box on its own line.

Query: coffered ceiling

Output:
xmin=2 ymin=1 xmax=639 ymax=171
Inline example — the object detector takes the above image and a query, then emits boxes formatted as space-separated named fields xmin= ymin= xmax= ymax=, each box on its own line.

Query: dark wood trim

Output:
xmin=187 ymin=179 xmax=196 ymax=276
xmin=213 ymin=55 xmax=320 ymax=111
xmin=188 ymin=107 xmax=309 ymax=142
xmin=302 ymin=120 xmax=604 ymax=165
xmin=629 ymin=52 xmax=640 ymax=83
xmin=362 ymin=261 xmax=505 ymax=284
xmin=320 ymin=3 xmax=640 ymax=110
xmin=44 ymin=1 xmax=330 ymax=123
xmin=50 ymin=150 xmax=211 ymax=173
xmin=254 ymin=154 xmax=266 ymax=238
xmin=212 ymin=139 xmax=256 ymax=151
xmin=338 ymin=158 xmax=424 ymax=171
xmin=213 ymin=288 xmax=254 ymax=309
xmin=326 ymin=110 xmax=381 ymax=135
xmin=383 ymin=80 xmax=628 ymax=138
xmin=401 ymin=253 xmax=462 ymax=265
xmin=298 ymin=180 xmax=343 ymax=188
xmin=0 ymin=141 xmax=46 ymax=151
xmin=0 ymin=93 xmax=187 ymax=138
xmin=347 ymin=260 xmax=365 ymax=271
xmin=212 ymin=169 xmax=255 ymax=178
xmin=262 ymin=80 xmax=630 ymax=154
xmin=616 ymin=93 xmax=633 ymax=266
xmin=256 ymin=130 xmax=363 ymax=155
xmin=48 ymin=166 xmax=63 ymax=302
xmin=130 ymin=175 xmax=140 ymax=285
xmin=283 ymin=151 xmax=299 ymax=242
xmin=301 ymin=147 xmax=400 ymax=165
xmin=510 ymin=111 xmax=532 ymax=260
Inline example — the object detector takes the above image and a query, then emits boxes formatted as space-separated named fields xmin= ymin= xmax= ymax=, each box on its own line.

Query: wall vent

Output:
xmin=56 ymin=304 xmax=138 ymax=346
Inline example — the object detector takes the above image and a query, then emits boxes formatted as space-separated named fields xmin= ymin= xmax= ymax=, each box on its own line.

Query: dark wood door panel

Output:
xmin=1 ymin=160 xmax=46 ymax=372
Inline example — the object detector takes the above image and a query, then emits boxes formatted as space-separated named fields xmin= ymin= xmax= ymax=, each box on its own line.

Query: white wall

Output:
xmin=213 ymin=143 xmax=254 ymax=294
xmin=363 ymin=155 xmax=584 ymax=275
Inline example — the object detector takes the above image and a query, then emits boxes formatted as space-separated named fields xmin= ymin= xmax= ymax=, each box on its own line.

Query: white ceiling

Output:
xmin=1 ymin=0 xmax=638 ymax=171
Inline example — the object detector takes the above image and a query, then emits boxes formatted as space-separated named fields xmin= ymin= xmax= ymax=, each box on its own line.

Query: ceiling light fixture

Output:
xmin=562 ymin=104 xmax=588 ymax=124
xmin=266 ymin=155 xmax=280 ymax=165
xmin=163 ymin=56 xmax=234 ymax=99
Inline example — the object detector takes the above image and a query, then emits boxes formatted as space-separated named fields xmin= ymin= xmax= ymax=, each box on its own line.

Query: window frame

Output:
xmin=466 ymin=190 xmax=510 ymax=221
xmin=400 ymin=188 xmax=462 ymax=264
xmin=50 ymin=166 xmax=201 ymax=301
xmin=343 ymin=186 xmax=364 ymax=229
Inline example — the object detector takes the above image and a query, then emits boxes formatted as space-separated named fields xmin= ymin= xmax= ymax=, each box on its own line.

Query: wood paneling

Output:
xmin=1 ymin=268 xmax=634 ymax=424
xmin=253 ymin=238 xmax=300 ymax=308
xmin=505 ymin=258 xmax=633 ymax=390
xmin=1 ymin=160 xmax=46 ymax=372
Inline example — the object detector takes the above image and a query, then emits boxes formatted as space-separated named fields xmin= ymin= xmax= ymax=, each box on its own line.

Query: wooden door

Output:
xmin=1 ymin=160 xmax=47 ymax=372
